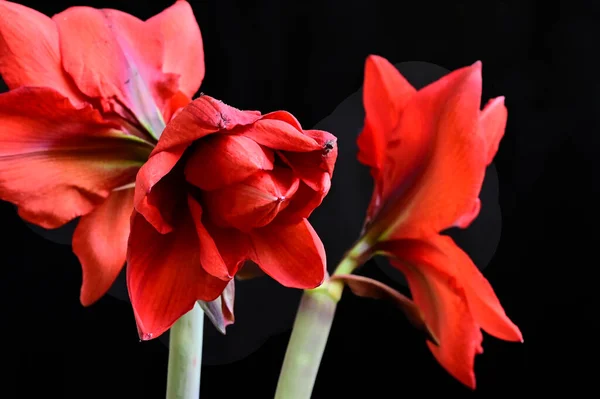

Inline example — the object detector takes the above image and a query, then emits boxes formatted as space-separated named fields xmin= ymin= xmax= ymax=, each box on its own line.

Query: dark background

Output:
xmin=1 ymin=0 xmax=597 ymax=397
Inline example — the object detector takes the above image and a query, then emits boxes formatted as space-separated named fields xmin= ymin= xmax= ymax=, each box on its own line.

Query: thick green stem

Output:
xmin=273 ymin=240 xmax=371 ymax=399
xmin=166 ymin=303 xmax=204 ymax=399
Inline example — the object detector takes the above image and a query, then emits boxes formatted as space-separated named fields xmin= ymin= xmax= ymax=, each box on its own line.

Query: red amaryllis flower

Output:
xmin=127 ymin=95 xmax=337 ymax=339
xmin=0 ymin=0 xmax=203 ymax=306
xmin=347 ymin=55 xmax=523 ymax=388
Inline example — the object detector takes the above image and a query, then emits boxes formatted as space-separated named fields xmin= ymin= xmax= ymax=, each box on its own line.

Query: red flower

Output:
xmin=0 ymin=0 xmax=203 ymax=306
xmin=355 ymin=55 xmax=522 ymax=388
xmin=127 ymin=95 xmax=337 ymax=339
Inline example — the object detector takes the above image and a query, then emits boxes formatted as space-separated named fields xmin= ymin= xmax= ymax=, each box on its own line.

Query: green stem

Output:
xmin=166 ymin=303 xmax=204 ymax=399
xmin=273 ymin=240 xmax=371 ymax=399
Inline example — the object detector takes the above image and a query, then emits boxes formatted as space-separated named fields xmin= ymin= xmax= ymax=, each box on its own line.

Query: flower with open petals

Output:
xmin=0 ymin=0 xmax=203 ymax=306
xmin=345 ymin=55 xmax=522 ymax=388
xmin=127 ymin=95 xmax=337 ymax=339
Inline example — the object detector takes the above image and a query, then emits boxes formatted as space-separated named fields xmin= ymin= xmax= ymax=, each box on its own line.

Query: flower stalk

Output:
xmin=273 ymin=240 xmax=371 ymax=399
xmin=166 ymin=303 xmax=205 ymax=399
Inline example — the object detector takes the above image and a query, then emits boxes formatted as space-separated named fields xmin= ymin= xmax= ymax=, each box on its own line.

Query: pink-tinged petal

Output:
xmin=133 ymin=145 xmax=187 ymax=233
xmin=220 ymin=279 xmax=235 ymax=326
xmin=73 ymin=188 xmax=134 ymax=306
xmin=185 ymin=134 xmax=274 ymax=191
xmin=127 ymin=210 xmax=229 ymax=340
xmin=53 ymin=6 xmax=177 ymax=136
xmin=278 ymin=129 xmax=337 ymax=191
xmin=0 ymin=1 xmax=85 ymax=105
xmin=198 ymin=279 xmax=235 ymax=334
xmin=249 ymin=219 xmax=326 ymax=288
xmin=357 ymin=55 xmax=416 ymax=177
xmin=202 ymin=168 xmax=300 ymax=232
xmin=145 ymin=0 xmax=204 ymax=99
xmin=187 ymin=195 xmax=230 ymax=280
xmin=153 ymin=95 xmax=262 ymax=153
xmin=0 ymin=87 xmax=151 ymax=228
xmin=378 ymin=240 xmax=482 ymax=389
xmin=237 ymin=118 xmax=321 ymax=152
xmin=375 ymin=62 xmax=487 ymax=239
xmin=330 ymin=274 xmax=438 ymax=345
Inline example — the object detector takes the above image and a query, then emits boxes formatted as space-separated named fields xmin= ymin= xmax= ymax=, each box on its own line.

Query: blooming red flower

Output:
xmin=355 ymin=55 xmax=523 ymax=388
xmin=127 ymin=95 xmax=337 ymax=339
xmin=0 ymin=0 xmax=203 ymax=306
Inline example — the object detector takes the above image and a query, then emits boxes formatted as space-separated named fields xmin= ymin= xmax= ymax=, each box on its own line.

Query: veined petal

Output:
xmin=127 ymin=210 xmax=229 ymax=340
xmin=53 ymin=6 xmax=177 ymax=137
xmin=0 ymin=1 xmax=85 ymax=106
xmin=0 ymin=87 xmax=152 ymax=228
xmin=73 ymin=188 xmax=134 ymax=306
xmin=145 ymin=0 xmax=204 ymax=99
xmin=238 ymin=118 xmax=322 ymax=152
xmin=249 ymin=219 xmax=326 ymax=288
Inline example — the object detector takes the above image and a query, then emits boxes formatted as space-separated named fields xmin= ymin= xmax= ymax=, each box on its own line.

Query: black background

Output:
xmin=1 ymin=0 xmax=598 ymax=397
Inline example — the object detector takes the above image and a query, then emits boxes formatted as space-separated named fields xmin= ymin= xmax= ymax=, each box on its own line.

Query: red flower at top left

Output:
xmin=0 ymin=0 xmax=204 ymax=305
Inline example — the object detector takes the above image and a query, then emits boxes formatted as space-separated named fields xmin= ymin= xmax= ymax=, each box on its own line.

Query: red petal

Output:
xmin=377 ymin=62 xmax=488 ymax=239
xmin=380 ymin=241 xmax=482 ymax=389
xmin=153 ymin=95 xmax=262 ymax=153
xmin=0 ymin=1 xmax=85 ymax=106
xmin=238 ymin=118 xmax=322 ymax=152
xmin=127 ymin=210 xmax=229 ymax=339
xmin=0 ymin=87 xmax=151 ymax=228
xmin=479 ymin=96 xmax=507 ymax=164
xmin=275 ymin=181 xmax=330 ymax=224
xmin=187 ymin=195 xmax=230 ymax=280
xmin=202 ymin=168 xmax=300 ymax=231
xmin=163 ymin=90 xmax=192 ymax=124
xmin=133 ymin=145 xmax=187 ymax=233
xmin=185 ymin=134 xmax=274 ymax=191
xmin=204 ymin=222 xmax=252 ymax=276
xmin=145 ymin=0 xmax=205 ymax=99
xmin=358 ymin=55 xmax=416 ymax=177
xmin=53 ymin=6 xmax=177 ymax=136
xmin=330 ymin=274 xmax=438 ymax=345
xmin=278 ymin=129 xmax=337 ymax=191
xmin=379 ymin=235 xmax=522 ymax=387
xmin=249 ymin=220 xmax=326 ymax=288
xmin=73 ymin=188 xmax=134 ymax=306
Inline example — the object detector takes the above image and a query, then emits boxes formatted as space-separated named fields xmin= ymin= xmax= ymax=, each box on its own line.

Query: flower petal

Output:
xmin=275 ymin=181 xmax=330 ymax=224
xmin=73 ymin=188 xmax=134 ymax=306
xmin=357 ymin=55 xmax=416 ymax=177
xmin=377 ymin=62 xmax=488 ymax=239
xmin=187 ymin=195 xmax=230 ymax=280
xmin=329 ymin=274 xmax=438 ymax=345
xmin=127 ymin=210 xmax=229 ymax=340
xmin=145 ymin=0 xmax=204 ymax=99
xmin=278 ymin=129 xmax=337 ymax=191
xmin=197 ymin=279 xmax=235 ymax=334
xmin=53 ymin=6 xmax=177 ymax=136
xmin=238 ymin=118 xmax=322 ymax=152
xmin=0 ymin=1 xmax=85 ymax=105
xmin=133 ymin=145 xmax=187 ymax=233
xmin=201 ymin=168 xmax=300 ymax=231
xmin=249 ymin=219 xmax=326 ymax=288
xmin=153 ymin=95 xmax=262 ymax=153
xmin=379 ymin=240 xmax=482 ymax=389
xmin=185 ymin=134 xmax=274 ymax=191
xmin=378 ymin=235 xmax=522 ymax=387
xmin=0 ymin=87 xmax=151 ymax=228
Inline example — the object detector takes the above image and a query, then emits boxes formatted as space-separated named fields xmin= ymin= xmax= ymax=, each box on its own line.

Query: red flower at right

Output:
xmin=356 ymin=55 xmax=523 ymax=388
